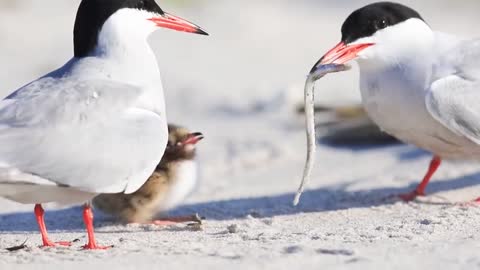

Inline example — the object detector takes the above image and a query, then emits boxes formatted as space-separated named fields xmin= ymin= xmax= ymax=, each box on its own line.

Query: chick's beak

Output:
xmin=149 ymin=12 xmax=208 ymax=35
xmin=182 ymin=132 xmax=204 ymax=145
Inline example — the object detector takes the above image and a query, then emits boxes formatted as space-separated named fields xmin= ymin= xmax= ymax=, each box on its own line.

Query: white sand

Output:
xmin=0 ymin=0 xmax=480 ymax=269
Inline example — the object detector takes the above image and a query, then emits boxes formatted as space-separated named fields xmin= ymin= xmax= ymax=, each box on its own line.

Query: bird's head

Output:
xmin=74 ymin=0 xmax=208 ymax=57
xmin=162 ymin=125 xmax=204 ymax=162
xmin=311 ymin=2 xmax=433 ymax=73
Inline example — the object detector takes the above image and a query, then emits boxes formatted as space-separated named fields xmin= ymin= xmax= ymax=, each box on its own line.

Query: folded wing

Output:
xmin=0 ymin=77 xmax=167 ymax=199
xmin=426 ymin=39 xmax=480 ymax=145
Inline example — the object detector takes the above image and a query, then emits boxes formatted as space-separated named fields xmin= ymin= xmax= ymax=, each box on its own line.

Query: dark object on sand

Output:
xmin=6 ymin=239 xmax=28 ymax=252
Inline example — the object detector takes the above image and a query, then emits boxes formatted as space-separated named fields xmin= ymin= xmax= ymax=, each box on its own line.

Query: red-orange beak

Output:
xmin=310 ymin=41 xmax=374 ymax=73
xmin=181 ymin=132 xmax=204 ymax=145
xmin=149 ymin=12 xmax=208 ymax=35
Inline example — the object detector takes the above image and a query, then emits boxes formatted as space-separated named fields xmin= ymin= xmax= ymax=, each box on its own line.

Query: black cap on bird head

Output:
xmin=74 ymin=0 xmax=208 ymax=57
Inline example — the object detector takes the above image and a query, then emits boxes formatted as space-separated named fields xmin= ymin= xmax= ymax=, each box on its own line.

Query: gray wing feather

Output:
xmin=0 ymin=78 xmax=141 ymax=126
xmin=426 ymin=38 xmax=480 ymax=144
xmin=0 ymin=77 xmax=167 ymax=194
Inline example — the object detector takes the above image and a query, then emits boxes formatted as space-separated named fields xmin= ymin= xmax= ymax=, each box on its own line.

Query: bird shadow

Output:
xmin=321 ymin=139 xmax=430 ymax=160
xmin=170 ymin=171 xmax=480 ymax=221
xmin=0 ymin=144 xmax=472 ymax=232
xmin=0 ymin=170 xmax=478 ymax=233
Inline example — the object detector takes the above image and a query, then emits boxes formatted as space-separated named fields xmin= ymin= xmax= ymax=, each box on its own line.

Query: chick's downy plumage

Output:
xmin=93 ymin=125 xmax=203 ymax=223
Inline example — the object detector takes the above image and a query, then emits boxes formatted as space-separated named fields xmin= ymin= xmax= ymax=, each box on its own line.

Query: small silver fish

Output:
xmin=293 ymin=64 xmax=351 ymax=206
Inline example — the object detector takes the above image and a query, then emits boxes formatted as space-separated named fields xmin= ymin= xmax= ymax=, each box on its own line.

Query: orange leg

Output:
xmin=34 ymin=204 xmax=71 ymax=247
xmin=399 ymin=156 xmax=442 ymax=201
xmin=82 ymin=204 xmax=111 ymax=250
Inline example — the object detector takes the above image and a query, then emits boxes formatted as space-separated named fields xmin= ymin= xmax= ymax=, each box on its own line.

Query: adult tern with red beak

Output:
xmin=0 ymin=0 xmax=207 ymax=249
xmin=306 ymin=2 xmax=479 ymax=202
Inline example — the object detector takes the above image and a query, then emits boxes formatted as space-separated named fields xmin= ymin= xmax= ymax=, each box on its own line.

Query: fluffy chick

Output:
xmin=93 ymin=124 xmax=203 ymax=224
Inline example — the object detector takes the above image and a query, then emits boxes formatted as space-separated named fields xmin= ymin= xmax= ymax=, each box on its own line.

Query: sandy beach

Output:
xmin=0 ymin=0 xmax=479 ymax=269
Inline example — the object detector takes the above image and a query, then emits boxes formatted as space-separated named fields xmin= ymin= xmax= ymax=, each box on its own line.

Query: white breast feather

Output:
xmin=158 ymin=160 xmax=198 ymax=212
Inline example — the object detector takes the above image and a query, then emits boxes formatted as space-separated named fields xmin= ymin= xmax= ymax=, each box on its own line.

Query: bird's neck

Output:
xmin=88 ymin=28 xmax=163 ymax=92
xmin=85 ymin=28 xmax=165 ymax=116
xmin=94 ymin=28 xmax=156 ymax=63
xmin=358 ymin=42 xmax=436 ymax=90
xmin=87 ymin=9 xmax=159 ymax=69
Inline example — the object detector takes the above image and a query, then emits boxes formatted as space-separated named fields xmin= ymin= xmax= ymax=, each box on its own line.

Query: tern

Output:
xmin=310 ymin=1 xmax=479 ymax=201
xmin=0 ymin=0 xmax=207 ymax=249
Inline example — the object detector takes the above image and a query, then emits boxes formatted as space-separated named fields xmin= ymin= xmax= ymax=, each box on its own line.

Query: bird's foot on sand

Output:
xmin=81 ymin=205 xmax=113 ymax=250
xmin=82 ymin=243 xmax=113 ymax=250
xmin=39 ymin=238 xmax=72 ymax=248
xmin=456 ymin=197 xmax=480 ymax=207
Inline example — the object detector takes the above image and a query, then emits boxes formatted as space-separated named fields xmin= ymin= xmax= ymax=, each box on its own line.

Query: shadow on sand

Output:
xmin=0 ymin=170 xmax=478 ymax=233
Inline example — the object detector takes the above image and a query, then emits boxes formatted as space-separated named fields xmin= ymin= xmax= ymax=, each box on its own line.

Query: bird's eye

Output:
xmin=375 ymin=19 xmax=388 ymax=30
xmin=137 ymin=0 xmax=145 ymax=9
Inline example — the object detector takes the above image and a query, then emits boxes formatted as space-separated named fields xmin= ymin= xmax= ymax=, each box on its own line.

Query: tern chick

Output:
xmin=93 ymin=125 xmax=204 ymax=224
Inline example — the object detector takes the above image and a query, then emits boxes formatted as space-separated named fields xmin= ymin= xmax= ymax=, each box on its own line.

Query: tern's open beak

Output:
xmin=149 ymin=12 xmax=208 ymax=35
xmin=310 ymin=41 xmax=374 ymax=73
xmin=182 ymin=132 xmax=204 ymax=145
